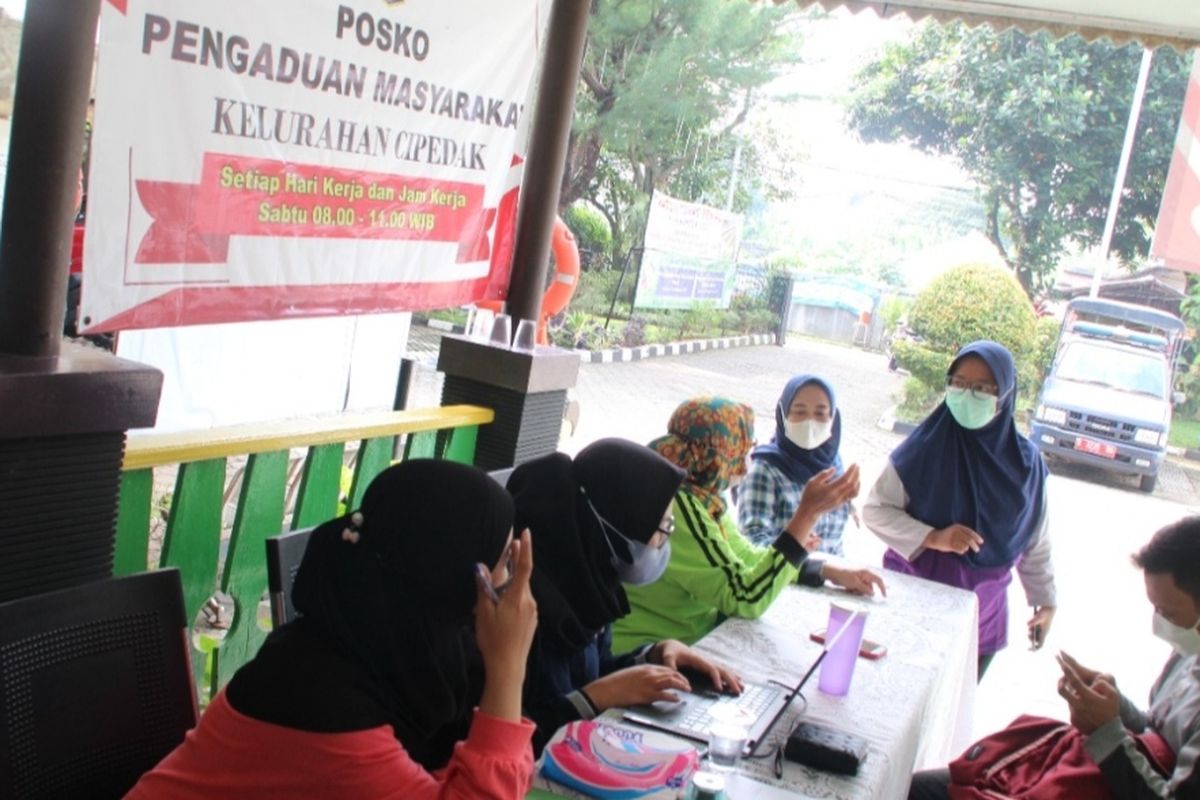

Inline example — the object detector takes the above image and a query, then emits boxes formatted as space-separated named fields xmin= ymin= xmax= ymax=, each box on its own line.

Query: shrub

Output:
xmin=896 ymin=264 xmax=1038 ymax=416
xmin=622 ymin=316 xmax=647 ymax=347
xmin=892 ymin=339 xmax=953 ymax=389
xmin=896 ymin=376 xmax=943 ymax=423
xmin=1176 ymin=354 xmax=1200 ymax=420
xmin=562 ymin=204 xmax=612 ymax=270
xmin=571 ymin=269 xmax=631 ymax=316
xmin=1032 ymin=315 xmax=1060 ymax=387
xmin=879 ymin=295 xmax=911 ymax=330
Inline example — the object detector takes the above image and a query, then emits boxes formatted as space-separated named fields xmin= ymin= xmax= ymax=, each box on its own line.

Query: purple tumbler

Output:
xmin=817 ymin=603 xmax=868 ymax=696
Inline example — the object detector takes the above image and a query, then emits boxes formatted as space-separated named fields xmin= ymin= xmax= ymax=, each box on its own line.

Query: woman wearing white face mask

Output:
xmin=612 ymin=397 xmax=880 ymax=654
xmin=741 ymin=374 xmax=860 ymax=559
xmin=863 ymin=340 xmax=1056 ymax=680
xmin=506 ymin=438 xmax=741 ymax=754
xmin=909 ymin=515 xmax=1200 ymax=799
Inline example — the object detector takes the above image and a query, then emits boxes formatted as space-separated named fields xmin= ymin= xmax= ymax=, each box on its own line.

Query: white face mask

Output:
xmin=585 ymin=496 xmax=672 ymax=587
xmin=784 ymin=418 xmax=833 ymax=450
xmin=1152 ymin=611 xmax=1200 ymax=656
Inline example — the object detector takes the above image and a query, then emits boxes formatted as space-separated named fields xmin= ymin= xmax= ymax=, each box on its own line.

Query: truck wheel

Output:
xmin=1139 ymin=473 xmax=1158 ymax=493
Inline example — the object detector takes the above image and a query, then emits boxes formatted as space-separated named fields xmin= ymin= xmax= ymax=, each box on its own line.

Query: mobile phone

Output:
xmin=475 ymin=563 xmax=501 ymax=605
xmin=810 ymin=629 xmax=887 ymax=660
xmin=1029 ymin=624 xmax=1043 ymax=650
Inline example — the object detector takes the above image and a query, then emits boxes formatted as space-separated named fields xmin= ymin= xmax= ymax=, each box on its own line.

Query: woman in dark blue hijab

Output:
xmin=862 ymin=341 xmax=1057 ymax=678
xmin=740 ymin=374 xmax=853 ymax=556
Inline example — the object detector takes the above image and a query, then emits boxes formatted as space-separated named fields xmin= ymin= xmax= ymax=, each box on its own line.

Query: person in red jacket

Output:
xmin=125 ymin=460 xmax=540 ymax=800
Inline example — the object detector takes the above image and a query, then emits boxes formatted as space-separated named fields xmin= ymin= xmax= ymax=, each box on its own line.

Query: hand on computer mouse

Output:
xmin=649 ymin=639 xmax=743 ymax=695
xmin=583 ymin=665 xmax=691 ymax=711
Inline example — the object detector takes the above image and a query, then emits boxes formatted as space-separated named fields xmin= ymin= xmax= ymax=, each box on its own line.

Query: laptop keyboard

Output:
xmin=674 ymin=683 xmax=781 ymax=735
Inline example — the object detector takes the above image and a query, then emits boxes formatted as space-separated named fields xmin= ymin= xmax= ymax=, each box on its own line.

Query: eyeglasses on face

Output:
xmin=648 ymin=510 xmax=675 ymax=549
xmin=945 ymin=375 xmax=999 ymax=400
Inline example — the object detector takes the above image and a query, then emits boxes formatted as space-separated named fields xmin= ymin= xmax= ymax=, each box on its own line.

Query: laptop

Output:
xmin=620 ymin=610 xmax=862 ymax=756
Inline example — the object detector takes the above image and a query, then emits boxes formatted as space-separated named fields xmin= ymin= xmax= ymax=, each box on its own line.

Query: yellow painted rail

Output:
xmin=115 ymin=404 xmax=494 ymax=704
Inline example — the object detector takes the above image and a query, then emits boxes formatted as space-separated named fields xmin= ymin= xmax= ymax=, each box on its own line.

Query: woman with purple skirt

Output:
xmin=863 ymin=340 xmax=1056 ymax=679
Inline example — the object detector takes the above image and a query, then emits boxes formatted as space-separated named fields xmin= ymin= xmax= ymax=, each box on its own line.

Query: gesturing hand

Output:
xmin=583 ymin=665 xmax=692 ymax=712
xmin=924 ymin=524 xmax=984 ymax=555
xmin=788 ymin=466 xmax=861 ymax=544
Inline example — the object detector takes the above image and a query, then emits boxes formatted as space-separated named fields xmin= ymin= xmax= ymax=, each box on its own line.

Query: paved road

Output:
xmin=407 ymin=329 xmax=1200 ymax=738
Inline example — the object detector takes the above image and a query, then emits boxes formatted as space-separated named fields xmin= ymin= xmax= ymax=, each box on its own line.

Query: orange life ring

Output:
xmin=539 ymin=217 xmax=580 ymax=344
xmin=475 ymin=216 xmax=580 ymax=345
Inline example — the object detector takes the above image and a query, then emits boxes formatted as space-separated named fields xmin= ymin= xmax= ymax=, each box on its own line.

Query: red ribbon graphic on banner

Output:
xmin=135 ymin=153 xmax=494 ymax=266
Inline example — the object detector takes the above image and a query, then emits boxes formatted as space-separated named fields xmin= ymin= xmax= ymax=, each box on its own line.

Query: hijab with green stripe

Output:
xmin=650 ymin=396 xmax=755 ymax=520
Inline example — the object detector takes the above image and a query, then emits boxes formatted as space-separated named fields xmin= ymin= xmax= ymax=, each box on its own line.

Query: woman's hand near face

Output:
xmin=475 ymin=529 xmax=538 ymax=721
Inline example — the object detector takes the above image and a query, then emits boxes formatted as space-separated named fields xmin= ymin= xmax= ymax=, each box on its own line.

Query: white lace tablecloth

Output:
xmin=534 ymin=572 xmax=978 ymax=799
xmin=689 ymin=572 xmax=978 ymax=799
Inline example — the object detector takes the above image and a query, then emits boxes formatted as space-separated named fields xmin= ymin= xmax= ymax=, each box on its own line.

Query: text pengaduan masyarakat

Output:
xmin=140 ymin=10 xmax=524 ymax=132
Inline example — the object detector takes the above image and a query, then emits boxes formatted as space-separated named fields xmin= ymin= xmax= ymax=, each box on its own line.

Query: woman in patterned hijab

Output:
xmin=612 ymin=396 xmax=883 ymax=653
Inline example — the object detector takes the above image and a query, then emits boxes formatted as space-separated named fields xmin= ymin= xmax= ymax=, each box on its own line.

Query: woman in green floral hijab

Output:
xmin=611 ymin=396 xmax=883 ymax=653
xmin=649 ymin=396 xmax=756 ymax=520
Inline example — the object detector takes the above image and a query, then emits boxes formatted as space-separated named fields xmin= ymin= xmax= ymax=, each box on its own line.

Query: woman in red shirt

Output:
xmin=125 ymin=460 xmax=539 ymax=800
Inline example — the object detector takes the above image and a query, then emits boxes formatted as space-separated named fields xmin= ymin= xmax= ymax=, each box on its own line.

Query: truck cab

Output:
xmin=1030 ymin=298 xmax=1185 ymax=492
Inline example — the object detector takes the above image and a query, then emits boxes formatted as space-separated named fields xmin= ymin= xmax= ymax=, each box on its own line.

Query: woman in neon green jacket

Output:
xmin=611 ymin=396 xmax=883 ymax=653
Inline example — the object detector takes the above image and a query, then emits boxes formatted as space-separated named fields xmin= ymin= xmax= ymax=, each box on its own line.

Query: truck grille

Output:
xmin=1066 ymin=411 xmax=1136 ymax=442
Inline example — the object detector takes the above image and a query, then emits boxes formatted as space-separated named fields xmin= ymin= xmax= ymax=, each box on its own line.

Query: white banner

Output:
xmin=82 ymin=0 xmax=541 ymax=332
xmin=634 ymin=192 xmax=742 ymax=310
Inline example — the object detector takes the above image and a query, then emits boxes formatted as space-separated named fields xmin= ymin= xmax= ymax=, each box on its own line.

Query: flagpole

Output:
xmin=1091 ymin=47 xmax=1154 ymax=298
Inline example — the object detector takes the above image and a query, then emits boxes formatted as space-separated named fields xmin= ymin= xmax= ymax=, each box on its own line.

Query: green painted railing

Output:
xmin=113 ymin=405 xmax=494 ymax=703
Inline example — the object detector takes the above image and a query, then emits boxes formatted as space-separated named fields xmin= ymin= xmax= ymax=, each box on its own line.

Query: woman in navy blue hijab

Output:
xmin=740 ymin=375 xmax=853 ymax=556
xmin=863 ymin=341 xmax=1056 ymax=679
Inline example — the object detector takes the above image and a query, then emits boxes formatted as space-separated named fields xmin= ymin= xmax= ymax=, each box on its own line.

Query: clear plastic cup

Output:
xmin=489 ymin=313 xmax=513 ymax=347
xmin=470 ymin=308 xmax=494 ymax=340
xmin=706 ymin=719 xmax=749 ymax=773
xmin=513 ymin=318 xmax=537 ymax=352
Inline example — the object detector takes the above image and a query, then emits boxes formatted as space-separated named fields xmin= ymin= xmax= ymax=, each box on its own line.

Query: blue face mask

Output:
xmin=945 ymin=388 xmax=998 ymax=430
xmin=585 ymin=496 xmax=672 ymax=586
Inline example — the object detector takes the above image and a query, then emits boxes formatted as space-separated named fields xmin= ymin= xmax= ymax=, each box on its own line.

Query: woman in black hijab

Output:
xmin=508 ymin=437 xmax=742 ymax=752
xmin=126 ymin=460 xmax=540 ymax=800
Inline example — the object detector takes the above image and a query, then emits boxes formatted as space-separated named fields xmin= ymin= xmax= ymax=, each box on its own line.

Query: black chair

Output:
xmin=266 ymin=526 xmax=316 ymax=628
xmin=0 ymin=569 xmax=197 ymax=800
xmin=265 ymin=466 xmax=518 ymax=627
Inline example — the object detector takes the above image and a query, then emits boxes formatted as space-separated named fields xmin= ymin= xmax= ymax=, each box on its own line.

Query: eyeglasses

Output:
xmin=945 ymin=376 xmax=999 ymax=400
xmin=648 ymin=512 xmax=675 ymax=549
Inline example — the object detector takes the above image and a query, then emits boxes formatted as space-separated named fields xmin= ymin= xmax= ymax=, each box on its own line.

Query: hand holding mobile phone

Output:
xmin=1028 ymin=624 xmax=1043 ymax=650
xmin=475 ymin=563 xmax=501 ymax=605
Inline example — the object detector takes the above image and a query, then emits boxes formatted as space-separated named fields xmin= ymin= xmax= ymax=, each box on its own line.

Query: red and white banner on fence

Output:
xmin=1152 ymin=52 xmax=1200 ymax=274
xmin=82 ymin=0 xmax=540 ymax=332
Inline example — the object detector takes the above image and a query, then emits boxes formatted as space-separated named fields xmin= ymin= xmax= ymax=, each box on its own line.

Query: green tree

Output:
xmin=893 ymin=263 xmax=1038 ymax=419
xmin=563 ymin=0 xmax=803 ymax=269
xmin=846 ymin=24 xmax=1190 ymax=297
